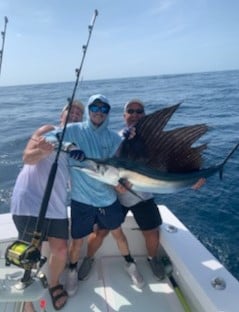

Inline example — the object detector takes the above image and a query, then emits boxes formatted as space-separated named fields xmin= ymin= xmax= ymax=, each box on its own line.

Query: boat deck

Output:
xmin=0 ymin=255 xmax=185 ymax=312
xmin=0 ymin=210 xmax=185 ymax=312
xmin=1 ymin=206 xmax=239 ymax=312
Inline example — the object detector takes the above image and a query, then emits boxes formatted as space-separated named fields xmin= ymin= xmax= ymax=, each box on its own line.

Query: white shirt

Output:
xmin=11 ymin=152 xmax=69 ymax=219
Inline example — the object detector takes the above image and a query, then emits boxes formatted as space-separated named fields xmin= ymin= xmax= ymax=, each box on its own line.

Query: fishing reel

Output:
xmin=5 ymin=239 xmax=47 ymax=287
xmin=5 ymin=240 xmax=42 ymax=269
xmin=5 ymin=240 xmax=48 ymax=290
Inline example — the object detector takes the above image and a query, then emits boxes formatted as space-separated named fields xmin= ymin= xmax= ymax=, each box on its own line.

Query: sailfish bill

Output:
xmin=71 ymin=103 xmax=239 ymax=194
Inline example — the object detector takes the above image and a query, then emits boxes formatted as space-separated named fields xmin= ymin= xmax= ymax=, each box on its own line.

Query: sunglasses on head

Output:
xmin=89 ymin=104 xmax=110 ymax=114
xmin=126 ymin=108 xmax=144 ymax=114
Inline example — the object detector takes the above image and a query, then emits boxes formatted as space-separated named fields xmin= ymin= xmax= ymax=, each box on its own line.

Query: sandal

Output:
xmin=49 ymin=284 xmax=68 ymax=310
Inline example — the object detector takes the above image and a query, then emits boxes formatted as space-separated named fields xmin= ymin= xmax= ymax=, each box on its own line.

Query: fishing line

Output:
xmin=35 ymin=9 xmax=98 ymax=238
xmin=0 ymin=16 xmax=8 ymax=76
xmin=219 ymin=142 xmax=239 ymax=179
xmin=5 ymin=9 xmax=99 ymax=285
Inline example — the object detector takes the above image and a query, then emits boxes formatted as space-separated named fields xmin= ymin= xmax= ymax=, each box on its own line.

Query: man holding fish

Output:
xmin=55 ymin=94 xmax=145 ymax=295
xmin=76 ymin=98 xmax=206 ymax=283
xmin=78 ymin=99 xmax=166 ymax=280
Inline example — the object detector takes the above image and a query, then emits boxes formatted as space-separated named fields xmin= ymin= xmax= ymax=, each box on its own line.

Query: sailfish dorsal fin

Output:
xmin=117 ymin=103 xmax=208 ymax=173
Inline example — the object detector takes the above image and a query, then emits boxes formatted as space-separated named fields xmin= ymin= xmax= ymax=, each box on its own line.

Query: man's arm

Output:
xmin=23 ymin=125 xmax=55 ymax=165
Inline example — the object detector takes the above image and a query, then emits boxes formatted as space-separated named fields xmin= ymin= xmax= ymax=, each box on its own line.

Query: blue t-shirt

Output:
xmin=48 ymin=119 xmax=121 ymax=207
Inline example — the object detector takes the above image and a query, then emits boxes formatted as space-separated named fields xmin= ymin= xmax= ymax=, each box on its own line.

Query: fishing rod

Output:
xmin=0 ymin=16 xmax=8 ymax=76
xmin=162 ymin=256 xmax=192 ymax=312
xmin=36 ymin=9 xmax=98 ymax=232
xmin=5 ymin=9 xmax=99 ymax=286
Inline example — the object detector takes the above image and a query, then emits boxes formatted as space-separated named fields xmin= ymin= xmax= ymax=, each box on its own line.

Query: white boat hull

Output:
xmin=0 ymin=205 xmax=239 ymax=311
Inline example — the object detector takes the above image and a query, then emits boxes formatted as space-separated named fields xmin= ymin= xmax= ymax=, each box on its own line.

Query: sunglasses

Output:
xmin=126 ymin=109 xmax=144 ymax=114
xmin=89 ymin=104 xmax=110 ymax=114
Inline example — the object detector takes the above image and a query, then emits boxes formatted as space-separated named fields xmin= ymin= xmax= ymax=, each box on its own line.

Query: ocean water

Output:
xmin=0 ymin=70 xmax=239 ymax=280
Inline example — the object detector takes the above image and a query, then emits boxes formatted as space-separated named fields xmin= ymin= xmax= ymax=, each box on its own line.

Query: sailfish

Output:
xmin=72 ymin=103 xmax=239 ymax=194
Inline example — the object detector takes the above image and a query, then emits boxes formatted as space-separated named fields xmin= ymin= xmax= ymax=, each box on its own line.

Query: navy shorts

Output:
xmin=12 ymin=215 xmax=69 ymax=242
xmin=70 ymin=199 xmax=125 ymax=239
xmin=121 ymin=198 xmax=162 ymax=231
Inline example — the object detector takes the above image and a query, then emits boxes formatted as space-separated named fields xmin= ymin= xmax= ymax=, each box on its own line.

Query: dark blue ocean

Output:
xmin=0 ymin=70 xmax=239 ymax=281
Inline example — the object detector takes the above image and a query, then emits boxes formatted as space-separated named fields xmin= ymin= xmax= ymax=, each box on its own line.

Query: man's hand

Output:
xmin=114 ymin=179 xmax=132 ymax=193
xmin=122 ymin=127 xmax=136 ymax=140
xmin=192 ymin=178 xmax=206 ymax=190
xmin=37 ymin=137 xmax=55 ymax=153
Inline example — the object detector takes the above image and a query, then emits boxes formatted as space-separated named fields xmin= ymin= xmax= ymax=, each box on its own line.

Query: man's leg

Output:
xmin=142 ymin=228 xmax=159 ymax=258
xmin=48 ymin=237 xmax=68 ymax=309
xmin=87 ymin=228 xmax=109 ymax=257
xmin=110 ymin=227 xmax=130 ymax=255
xmin=68 ymin=238 xmax=84 ymax=264
xmin=111 ymin=227 xmax=144 ymax=289
xmin=129 ymin=199 xmax=165 ymax=280
xmin=65 ymin=238 xmax=83 ymax=296
xmin=67 ymin=200 xmax=95 ymax=293
xmin=78 ymin=229 xmax=109 ymax=280
xmin=142 ymin=227 xmax=165 ymax=280
xmin=48 ymin=237 xmax=68 ymax=287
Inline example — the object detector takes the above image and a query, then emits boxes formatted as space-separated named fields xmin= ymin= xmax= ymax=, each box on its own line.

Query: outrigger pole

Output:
xmin=0 ymin=16 xmax=8 ymax=76
xmin=5 ymin=10 xmax=99 ymax=286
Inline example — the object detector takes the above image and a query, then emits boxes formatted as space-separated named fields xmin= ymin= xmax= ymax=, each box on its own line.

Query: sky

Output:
xmin=0 ymin=0 xmax=239 ymax=86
